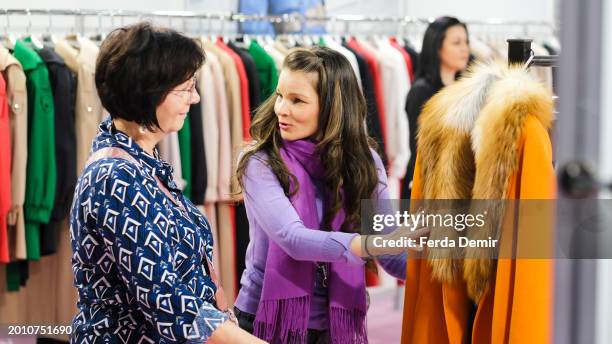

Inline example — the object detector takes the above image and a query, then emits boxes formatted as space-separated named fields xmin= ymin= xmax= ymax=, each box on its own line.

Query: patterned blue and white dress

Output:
xmin=70 ymin=117 xmax=228 ymax=343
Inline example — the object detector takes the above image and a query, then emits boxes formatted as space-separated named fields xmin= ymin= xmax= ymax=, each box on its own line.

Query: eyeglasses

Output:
xmin=170 ymin=77 xmax=198 ymax=102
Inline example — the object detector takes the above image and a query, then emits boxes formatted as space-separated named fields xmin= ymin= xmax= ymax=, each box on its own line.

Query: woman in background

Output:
xmin=401 ymin=16 xmax=470 ymax=199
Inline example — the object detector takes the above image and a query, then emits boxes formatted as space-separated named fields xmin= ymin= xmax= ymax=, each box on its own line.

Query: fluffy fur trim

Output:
xmin=416 ymin=61 xmax=553 ymax=301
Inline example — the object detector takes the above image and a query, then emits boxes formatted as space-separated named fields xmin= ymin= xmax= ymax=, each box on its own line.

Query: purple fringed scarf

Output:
xmin=253 ymin=139 xmax=368 ymax=344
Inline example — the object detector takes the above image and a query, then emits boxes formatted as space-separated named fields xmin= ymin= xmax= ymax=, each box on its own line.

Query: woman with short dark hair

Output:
xmin=70 ymin=22 xmax=264 ymax=343
xmin=401 ymin=16 xmax=470 ymax=199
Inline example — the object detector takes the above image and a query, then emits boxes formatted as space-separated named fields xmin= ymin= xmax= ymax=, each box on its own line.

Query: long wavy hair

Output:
xmin=235 ymin=46 xmax=380 ymax=233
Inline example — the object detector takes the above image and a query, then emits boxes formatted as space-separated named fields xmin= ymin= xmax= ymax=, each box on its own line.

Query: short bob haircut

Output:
xmin=95 ymin=22 xmax=205 ymax=131
xmin=417 ymin=16 xmax=468 ymax=88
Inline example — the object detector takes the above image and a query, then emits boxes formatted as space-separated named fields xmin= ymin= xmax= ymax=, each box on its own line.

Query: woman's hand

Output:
xmin=350 ymin=225 xmax=430 ymax=258
xmin=207 ymin=320 xmax=268 ymax=343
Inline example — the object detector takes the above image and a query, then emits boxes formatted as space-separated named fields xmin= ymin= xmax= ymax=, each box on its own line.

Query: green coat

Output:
xmin=13 ymin=39 xmax=56 ymax=262
xmin=248 ymin=41 xmax=279 ymax=102
xmin=177 ymin=116 xmax=192 ymax=200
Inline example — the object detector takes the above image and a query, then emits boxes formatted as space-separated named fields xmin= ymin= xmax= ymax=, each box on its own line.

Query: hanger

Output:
xmin=89 ymin=13 xmax=105 ymax=43
xmin=1 ymin=10 xmax=16 ymax=50
xmin=265 ymin=34 xmax=275 ymax=47
xmin=234 ymin=34 xmax=251 ymax=48
xmin=23 ymin=10 xmax=44 ymax=50
xmin=41 ymin=10 xmax=58 ymax=46
xmin=523 ymin=49 xmax=535 ymax=69
xmin=302 ymin=34 xmax=313 ymax=47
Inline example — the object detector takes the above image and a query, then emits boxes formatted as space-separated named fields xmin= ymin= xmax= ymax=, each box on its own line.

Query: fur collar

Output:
xmin=416 ymin=61 xmax=553 ymax=301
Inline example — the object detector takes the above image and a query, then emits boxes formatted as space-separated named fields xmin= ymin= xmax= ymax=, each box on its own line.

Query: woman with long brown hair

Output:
xmin=232 ymin=46 xmax=427 ymax=343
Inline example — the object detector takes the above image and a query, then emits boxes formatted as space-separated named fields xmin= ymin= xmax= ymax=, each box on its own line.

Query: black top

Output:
xmin=228 ymin=41 xmax=262 ymax=115
xmin=189 ymin=90 xmax=207 ymax=205
xmin=37 ymin=47 xmax=77 ymax=256
xmin=403 ymin=41 xmax=420 ymax=79
xmin=401 ymin=77 xmax=442 ymax=199
xmin=343 ymin=42 xmax=388 ymax=165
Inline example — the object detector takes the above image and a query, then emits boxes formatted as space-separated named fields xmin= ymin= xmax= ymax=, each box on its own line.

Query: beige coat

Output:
xmin=0 ymin=220 xmax=77 ymax=342
xmin=199 ymin=55 xmax=220 ymax=203
xmin=0 ymin=45 xmax=28 ymax=260
xmin=202 ymin=45 xmax=233 ymax=201
xmin=55 ymin=37 xmax=104 ymax=175
xmin=202 ymin=40 xmax=243 ymax=188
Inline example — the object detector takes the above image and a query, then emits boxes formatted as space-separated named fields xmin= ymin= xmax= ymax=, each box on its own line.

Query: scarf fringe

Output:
xmin=253 ymin=296 xmax=310 ymax=344
xmin=329 ymin=307 xmax=368 ymax=344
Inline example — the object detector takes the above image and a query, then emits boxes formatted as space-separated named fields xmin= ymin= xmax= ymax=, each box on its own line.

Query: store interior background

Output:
xmin=2 ymin=0 xmax=611 ymax=343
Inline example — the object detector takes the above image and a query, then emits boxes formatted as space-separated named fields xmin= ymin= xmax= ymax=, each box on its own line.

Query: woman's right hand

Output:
xmin=350 ymin=226 xmax=430 ymax=258
xmin=207 ymin=321 xmax=268 ymax=343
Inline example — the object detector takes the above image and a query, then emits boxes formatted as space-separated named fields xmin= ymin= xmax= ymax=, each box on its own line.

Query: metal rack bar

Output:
xmin=0 ymin=8 xmax=557 ymax=28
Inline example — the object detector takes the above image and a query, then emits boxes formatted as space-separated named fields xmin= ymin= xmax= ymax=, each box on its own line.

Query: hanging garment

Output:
xmin=218 ymin=39 xmax=251 ymax=141
xmin=37 ymin=47 xmax=77 ymax=256
xmin=202 ymin=45 xmax=232 ymax=201
xmin=199 ymin=52 xmax=220 ymax=204
xmin=389 ymin=37 xmax=414 ymax=82
xmin=178 ymin=116 xmax=193 ymax=200
xmin=13 ymin=39 xmax=57 ymax=262
xmin=262 ymin=42 xmax=285 ymax=72
xmin=0 ymin=73 xmax=11 ymax=263
xmin=401 ymin=62 xmax=555 ymax=344
xmin=470 ymin=37 xmax=496 ymax=63
xmin=273 ymin=40 xmax=291 ymax=55
xmin=202 ymin=41 xmax=240 ymax=300
xmin=203 ymin=41 xmax=243 ymax=180
xmin=400 ymin=76 xmax=443 ymax=200
xmin=189 ymin=93 xmax=208 ymax=205
xmin=346 ymin=38 xmax=388 ymax=153
xmin=0 ymin=46 xmax=28 ymax=261
xmin=229 ymin=41 xmax=261 ymax=113
xmin=373 ymin=38 xmax=411 ymax=196
xmin=55 ymin=37 xmax=103 ymax=174
xmin=402 ymin=40 xmax=420 ymax=81
xmin=343 ymin=42 xmax=387 ymax=165
xmin=247 ymin=40 xmax=279 ymax=102
xmin=216 ymin=203 xmax=237 ymax=303
xmin=321 ymin=37 xmax=362 ymax=89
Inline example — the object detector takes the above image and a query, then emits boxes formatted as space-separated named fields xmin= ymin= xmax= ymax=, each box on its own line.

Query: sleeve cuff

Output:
xmin=324 ymin=232 xmax=364 ymax=266
xmin=185 ymin=303 xmax=230 ymax=343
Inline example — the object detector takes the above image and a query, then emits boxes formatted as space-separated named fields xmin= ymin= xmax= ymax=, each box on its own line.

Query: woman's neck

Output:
xmin=112 ymin=118 xmax=161 ymax=156
xmin=440 ymin=65 xmax=458 ymax=86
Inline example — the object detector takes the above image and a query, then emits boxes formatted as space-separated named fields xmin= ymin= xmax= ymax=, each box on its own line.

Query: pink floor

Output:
xmin=367 ymin=287 xmax=404 ymax=343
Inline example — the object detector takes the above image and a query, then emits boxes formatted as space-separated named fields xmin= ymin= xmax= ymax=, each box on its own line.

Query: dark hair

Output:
xmin=95 ymin=22 xmax=205 ymax=131
xmin=417 ymin=16 xmax=468 ymax=87
xmin=235 ymin=46 xmax=379 ymax=233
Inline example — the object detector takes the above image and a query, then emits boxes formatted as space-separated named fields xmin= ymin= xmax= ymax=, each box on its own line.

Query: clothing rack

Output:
xmin=1 ymin=8 xmax=557 ymax=33
xmin=507 ymin=38 xmax=559 ymax=67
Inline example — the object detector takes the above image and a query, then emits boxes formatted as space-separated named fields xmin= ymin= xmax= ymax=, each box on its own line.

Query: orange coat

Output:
xmin=401 ymin=62 xmax=556 ymax=344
